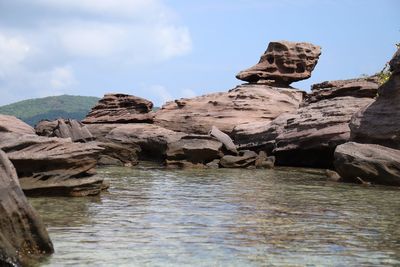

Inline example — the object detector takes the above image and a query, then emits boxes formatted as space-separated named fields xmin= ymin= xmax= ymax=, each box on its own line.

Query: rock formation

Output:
xmin=0 ymin=149 xmax=53 ymax=266
xmin=154 ymin=84 xmax=304 ymax=135
xmin=36 ymin=118 xmax=94 ymax=142
xmin=83 ymin=93 xmax=154 ymax=124
xmin=0 ymin=115 xmax=105 ymax=196
xmin=236 ymin=41 xmax=321 ymax=85
xmin=333 ymin=48 xmax=400 ymax=186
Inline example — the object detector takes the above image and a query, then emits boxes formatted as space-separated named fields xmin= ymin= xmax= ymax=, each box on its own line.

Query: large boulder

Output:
xmin=350 ymin=49 xmax=400 ymax=149
xmin=0 ymin=150 xmax=53 ymax=266
xmin=36 ymin=118 xmax=94 ymax=142
xmin=0 ymin=114 xmax=35 ymax=134
xmin=236 ymin=41 xmax=321 ymax=86
xmin=154 ymin=84 xmax=303 ymax=135
xmin=273 ymin=78 xmax=378 ymax=167
xmin=0 ymin=115 xmax=105 ymax=196
xmin=334 ymin=142 xmax=400 ymax=186
xmin=83 ymin=93 xmax=154 ymax=124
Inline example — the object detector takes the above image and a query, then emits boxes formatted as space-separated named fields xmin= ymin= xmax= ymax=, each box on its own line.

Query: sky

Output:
xmin=0 ymin=0 xmax=399 ymax=106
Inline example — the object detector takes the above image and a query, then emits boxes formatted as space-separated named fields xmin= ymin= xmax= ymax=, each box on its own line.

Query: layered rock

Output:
xmin=0 ymin=150 xmax=53 ymax=266
xmin=154 ymin=84 xmax=304 ymax=135
xmin=350 ymin=51 xmax=400 ymax=149
xmin=0 ymin=115 xmax=105 ymax=196
xmin=36 ymin=119 xmax=94 ymax=142
xmin=236 ymin=41 xmax=321 ymax=85
xmin=273 ymin=78 xmax=379 ymax=167
xmin=334 ymin=142 xmax=400 ymax=186
xmin=83 ymin=93 xmax=154 ymax=124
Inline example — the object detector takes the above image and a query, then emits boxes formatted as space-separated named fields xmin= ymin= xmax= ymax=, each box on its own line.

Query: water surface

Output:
xmin=30 ymin=164 xmax=400 ymax=266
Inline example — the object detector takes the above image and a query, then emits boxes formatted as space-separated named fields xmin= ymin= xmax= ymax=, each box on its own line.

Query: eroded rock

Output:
xmin=236 ymin=41 xmax=321 ymax=85
xmin=36 ymin=118 xmax=94 ymax=142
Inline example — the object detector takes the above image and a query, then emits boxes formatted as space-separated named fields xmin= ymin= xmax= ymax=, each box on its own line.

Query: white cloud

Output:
xmin=0 ymin=34 xmax=30 ymax=75
xmin=148 ymin=85 xmax=174 ymax=106
xmin=181 ymin=88 xmax=196 ymax=98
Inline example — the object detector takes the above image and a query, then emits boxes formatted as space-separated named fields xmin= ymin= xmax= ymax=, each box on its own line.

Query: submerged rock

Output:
xmin=0 ymin=115 xmax=105 ymax=196
xmin=0 ymin=149 xmax=53 ymax=266
xmin=220 ymin=150 xmax=258 ymax=168
xmin=236 ymin=41 xmax=321 ymax=85
xmin=334 ymin=142 xmax=400 ymax=186
xmin=155 ymin=84 xmax=303 ymax=135
xmin=83 ymin=93 xmax=154 ymax=124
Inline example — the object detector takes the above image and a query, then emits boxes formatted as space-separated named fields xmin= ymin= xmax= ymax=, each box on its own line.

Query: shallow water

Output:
xmin=30 ymin=163 xmax=400 ymax=266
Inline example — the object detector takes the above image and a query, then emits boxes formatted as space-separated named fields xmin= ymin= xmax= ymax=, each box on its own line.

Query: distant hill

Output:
xmin=0 ymin=95 xmax=100 ymax=126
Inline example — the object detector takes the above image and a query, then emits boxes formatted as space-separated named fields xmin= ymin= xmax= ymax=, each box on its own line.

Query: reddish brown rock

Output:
xmin=36 ymin=118 xmax=94 ymax=142
xmin=83 ymin=93 xmax=154 ymax=124
xmin=0 ymin=149 xmax=53 ymax=266
xmin=0 ymin=114 xmax=35 ymax=135
xmin=154 ymin=84 xmax=303 ymax=135
xmin=236 ymin=41 xmax=321 ymax=85
xmin=350 ymin=49 xmax=400 ymax=149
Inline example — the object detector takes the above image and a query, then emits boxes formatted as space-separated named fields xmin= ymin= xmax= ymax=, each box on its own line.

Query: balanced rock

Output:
xmin=273 ymin=77 xmax=379 ymax=167
xmin=236 ymin=41 xmax=321 ymax=85
xmin=0 ymin=149 xmax=53 ymax=266
xmin=36 ymin=118 xmax=94 ymax=142
xmin=83 ymin=93 xmax=154 ymax=124
xmin=350 ymin=49 xmax=400 ymax=149
xmin=0 ymin=115 xmax=105 ymax=196
xmin=155 ymin=84 xmax=303 ymax=135
xmin=334 ymin=142 xmax=400 ymax=186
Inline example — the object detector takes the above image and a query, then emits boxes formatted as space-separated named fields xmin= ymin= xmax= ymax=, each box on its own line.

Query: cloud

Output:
xmin=147 ymin=85 xmax=174 ymax=106
xmin=0 ymin=0 xmax=192 ymax=105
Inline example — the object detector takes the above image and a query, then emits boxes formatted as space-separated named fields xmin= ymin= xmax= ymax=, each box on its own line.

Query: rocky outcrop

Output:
xmin=83 ymin=93 xmax=154 ymax=124
xmin=209 ymin=126 xmax=238 ymax=155
xmin=273 ymin=78 xmax=379 ymax=167
xmin=154 ymin=84 xmax=303 ymax=135
xmin=0 ymin=114 xmax=35 ymax=135
xmin=236 ymin=41 xmax=321 ymax=86
xmin=0 ymin=150 xmax=53 ymax=266
xmin=166 ymin=135 xmax=223 ymax=168
xmin=334 ymin=142 xmax=400 ymax=186
xmin=350 ymin=51 xmax=400 ymax=149
xmin=0 ymin=115 xmax=105 ymax=196
xmin=36 ymin=119 xmax=94 ymax=142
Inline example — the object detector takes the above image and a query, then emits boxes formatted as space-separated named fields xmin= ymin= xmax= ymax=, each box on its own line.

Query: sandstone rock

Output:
xmin=95 ymin=142 xmax=138 ymax=167
xmin=254 ymin=151 xmax=275 ymax=169
xmin=220 ymin=150 xmax=258 ymax=168
xmin=334 ymin=142 xmax=400 ymax=186
xmin=0 ymin=150 xmax=53 ymax=266
xmin=325 ymin=169 xmax=342 ymax=182
xmin=36 ymin=118 xmax=94 ymax=142
xmin=236 ymin=41 xmax=321 ymax=85
xmin=83 ymin=93 xmax=154 ymax=124
xmin=166 ymin=135 xmax=223 ymax=167
xmin=209 ymin=126 xmax=238 ymax=154
xmin=273 ymin=78 xmax=378 ymax=168
xmin=0 ymin=114 xmax=35 ymax=135
xmin=155 ymin=84 xmax=303 ymax=135
xmin=350 ymin=49 xmax=400 ymax=149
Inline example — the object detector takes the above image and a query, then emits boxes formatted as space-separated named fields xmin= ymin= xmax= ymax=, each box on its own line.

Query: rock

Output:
xmin=155 ymin=84 xmax=303 ymax=135
xmin=209 ymin=126 xmax=238 ymax=154
xmin=233 ymin=113 xmax=295 ymax=152
xmin=389 ymin=48 xmax=400 ymax=73
xmin=325 ymin=169 xmax=342 ymax=182
xmin=0 ymin=114 xmax=35 ymax=135
xmin=206 ymin=159 xmax=220 ymax=169
xmin=0 ymin=132 xmax=105 ymax=196
xmin=274 ymin=77 xmax=378 ymax=168
xmin=220 ymin=150 xmax=258 ymax=168
xmin=83 ymin=93 xmax=154 ymax=124
xmin=236 ymin=41 xmax=321 ymax=85
xmin=0 ymin=150 xmax=53 ymax=266
xmin=95 ymin=142 xmax=138 ymax=167
xmin=106 ymin=124 xmax=185 ymax=160
xmin=166 ymin=135 xmax=223 ymax=167
xmin=254 ymin=151 xmax=275 ymax=169
xmin=36 ymin=118 xmax=94 ymax=142
xmin=350 ymin=49 xmax=400 ymax=149
xmin=334 ymin=142 xmax=400 ymax=186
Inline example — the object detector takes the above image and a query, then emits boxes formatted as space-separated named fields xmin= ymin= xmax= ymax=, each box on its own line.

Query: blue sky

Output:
xmin=0 ymin=0 xmax=398 ymax=106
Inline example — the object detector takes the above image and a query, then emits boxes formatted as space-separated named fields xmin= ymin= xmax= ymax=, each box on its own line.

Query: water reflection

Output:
xmin=30 ymin=164 xmax=400 ymax=266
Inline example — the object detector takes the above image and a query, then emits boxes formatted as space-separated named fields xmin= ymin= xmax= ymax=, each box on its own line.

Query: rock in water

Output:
xmin=350 ymin=49 xmax=400 ymax=149
xmin=36 ymin=118 xmax=94 ymax=142
xmin=236 ymin=41 xmax=321 ymax=85
xmin=83 ymin=93 xmax=154 ymax=124
xmin=0 ymin=150 xmax=53 ymax=266
xmin=155 ymin=84 xmax=303 ymax=135
xmin=209 ymin=126 xmax=238 ymax=154
xmin=334 ymin=142 xmax=400 ymax=186
xmin=0 ymin=115 xmax=105 ymax=196
xmin=220 ymin=150 xmax=258 ymax=168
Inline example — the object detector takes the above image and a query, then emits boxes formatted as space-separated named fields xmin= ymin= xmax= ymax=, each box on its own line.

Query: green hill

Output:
xmin=0 ymin=95 xmax=100 ymax=126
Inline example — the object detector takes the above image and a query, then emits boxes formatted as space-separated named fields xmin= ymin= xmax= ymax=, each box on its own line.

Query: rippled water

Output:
xmin=29 ymin=163 xmax=400 ymax=266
